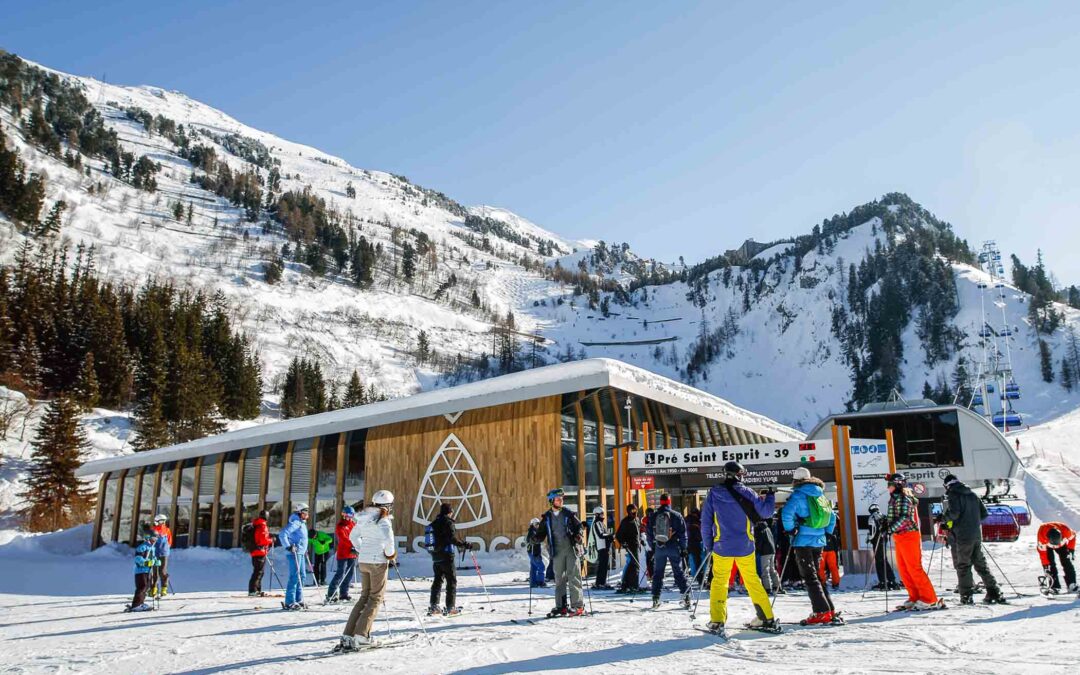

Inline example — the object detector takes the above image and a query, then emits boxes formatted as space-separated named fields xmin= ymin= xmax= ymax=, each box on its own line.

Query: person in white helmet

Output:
xmin=590 ymin=506 xmax=614 ymax=590
xmin=336 ymin=490 xmax=397 ymax=653
xmin=280 ymin=503 xmax=311 ymax=610
xmin=526 ymin=517 xmax=546 ymax=588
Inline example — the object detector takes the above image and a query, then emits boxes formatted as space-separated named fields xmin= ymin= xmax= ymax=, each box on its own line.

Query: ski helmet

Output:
xmin=372 ymin=490 xmax=395 ymax=508
xmin=258 ymin=509 xmax=270 ymax=521
xmin=593 ymin=506 xmax=605 ymax=516
xmin=530 ymin=517 xmax=540 ymax=526
xmin=153 ymin=514 xmax=168 ymax=525
xmin=547 ymin=488 xmax=565 ymax=504
xmin=294 ymin=502 xmax=310 ymax=513
xmin=1047 ymin=527 xmax=1063 ymax=547
xmin=342 ymin=506 xmax=356 ymax=519
xmin=886 ymin=472 xmax=907 ymax=487
xmin=724 ymin=461 xmax=746 ymax=480
xmin=868 ymin=503 xmax=880 ymax=514
xmin=792 ymin=466 xmax=812 ymax=481
xmin=141 ymin=523 xmax=157 ymax=540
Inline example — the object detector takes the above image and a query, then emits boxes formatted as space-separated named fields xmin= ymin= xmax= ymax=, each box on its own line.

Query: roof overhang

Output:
xmin=76 ymin=358 xmax=800 ymax=477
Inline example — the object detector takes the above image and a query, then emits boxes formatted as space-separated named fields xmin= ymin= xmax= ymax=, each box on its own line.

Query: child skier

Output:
xmin=309 ymin=526 xmax=335 ymax=585
xmin=527 ymin=517 xmax=546 ymax=588
xmin=149 ymin=513 xmax=172 ymax=598
xmin=127 ymin=524 xmax=158 ymax=612
xmin=1037 ymin=522 xmax=1077 ymax=593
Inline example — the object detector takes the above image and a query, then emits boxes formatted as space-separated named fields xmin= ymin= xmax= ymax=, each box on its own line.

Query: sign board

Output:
xmin=627 ymin=440 xmax=835 ymax=489
xmin=842 ymin=436 xmax=894 ymax=551
xmin=630 ymin=476 xmax=655 ymax=490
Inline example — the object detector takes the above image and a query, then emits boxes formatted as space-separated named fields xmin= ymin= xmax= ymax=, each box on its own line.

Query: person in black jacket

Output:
xmin=615 ymin=504 xmax=643 ymax=593
xmin=940 ymin=475 xmax=1005 ymax=604
xmin=755 ymin=515 xmax=780 ymax=594
xmin=526 ymin=517 xmax=546 ymax=588
xmin=647 ymin=494 xmax=689 ymax=609
xmin=427 ymin=504 xmax=476 ymax=615
xmin=867 ymin=504 xmax=900 ymax=590
xmin=686 ymin=508 xmax=705 ymax=581
xmin=589 ymin=507 xmax=615 ymax=589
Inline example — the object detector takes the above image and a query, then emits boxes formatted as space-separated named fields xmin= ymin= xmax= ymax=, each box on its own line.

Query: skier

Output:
xmin=867 ymin=504 xmax=899 ymax=590
xmin=336 ymin=490 xmax=397 ymax=652
xmin=700 ymin=461 xmax=779 ymax=636
xmin=526 ymin=517 xmax=546 ymax=588
xmin=940 ymin=474 xmax=1006 ymax=604
xmin=782 ymin=467 xmax=842 ymax=625
xmin=280 ymin=503 xmax=311 ymax=610
xmin=149 ymin=514 xmax=171 ymax=598
xmin=533 ymin=488 xmax=586 ymax=617
xmin=309 ymin=526 xmax=335 ymax=586
xmin=818 ymin=521 xmax=841 ymax=589
xmin=1036 ymin=521 xmax=1077 ymax=593
xmin=325 ymin=506 xmax=358 ymax=603
xmin=615 ymin=503 xmax=643 ymax=593
xmin=127 ymin=524 xmax=158 ymax=612
xmin=246 ymin=509 xmax=274 ymax=597
xmin=589 ymin=506 xmax=614 ymax=590
xmin=884 ymin=473 xmax=942 ymax=610
xmin=754 ymin=515 xmax=780 ymax=595
xmin=647 ymin=494 xmax=690 ymax=608
xmin=427 ymin=503 xmax=474 ymax=616
xmin=686 ymin=507 xmax=705 ymax=580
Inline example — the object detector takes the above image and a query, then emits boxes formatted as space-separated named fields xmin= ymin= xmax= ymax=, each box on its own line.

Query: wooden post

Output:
xmin=592 ymin=394 xmax=607 ymax=516
xmin=574 ymin=400 xmax=586 ymax=516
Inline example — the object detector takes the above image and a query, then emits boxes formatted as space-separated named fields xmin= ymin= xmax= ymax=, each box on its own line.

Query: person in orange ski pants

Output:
xmin=818 ymin=529 xmax=841 ymax=589
xmin=884 ymin=473 xmax=940 ymax=610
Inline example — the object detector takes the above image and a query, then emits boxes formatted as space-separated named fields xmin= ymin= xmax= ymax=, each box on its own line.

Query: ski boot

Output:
xmin=800 ymin=610 xmax=833 ymax=625
xmin=982 ymin=589 xmax=1008 ymax=605
xmin=894 ymin=599 xmax=916 ymax=611
xmin=829 ymin=611 xmax=846 ymax=625
xmin=546 ymin=606 xmax=567 ymax=618
xmin=958 ymin=594 xmax=974 ymax=605
xmin=747 ymin=617 xmax=782 ymax=633
xmin=704 ymin=622 xmax=726 ymax=637
xmin=567 ymin=606 xmax=586 ymax=617
xmin=651 ymin=596 xmax=661 ymax=609
xmin=426 ymin=605 xmax=442 ymax=617
xmin=129 ymin=603 xmax=154 ymax=613
xmin=444 ymin=606 xmax=463 ymax=617
xmin=331 ymin=636 xmax=359 ymax=654
xmin=681 ymin=594 xmax=692 ymax=610
xmin=148 ymin=587 xmax=157 ymax=599
xmin=912 ymin=599 xmax=946 ymax=611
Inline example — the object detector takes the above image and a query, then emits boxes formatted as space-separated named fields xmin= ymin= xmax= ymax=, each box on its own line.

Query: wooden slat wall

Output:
xmin=365 ymin=396 xmax=561 ymax=550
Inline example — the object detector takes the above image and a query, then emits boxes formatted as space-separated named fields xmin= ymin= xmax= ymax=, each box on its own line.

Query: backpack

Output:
xmin=805 ymin=494 xmax=833 ymax=529
xmin=653 ymin=510 xmax=672 ymax=545
xmin=423 ymin=523 xmax=436 ymax=553
xmin=240 ymin=523 xmax=256 ymax=553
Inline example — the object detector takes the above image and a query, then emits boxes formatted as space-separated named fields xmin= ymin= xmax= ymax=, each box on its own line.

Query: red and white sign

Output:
xmin=630 ymin=476 xmax=655 ymax=490
xmin=912 ymin=482 xmax=926 ymax=496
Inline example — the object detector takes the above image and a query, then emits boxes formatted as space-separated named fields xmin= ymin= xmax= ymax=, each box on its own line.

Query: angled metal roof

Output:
xmin=76 ymin=358 xmax=800 ymax=477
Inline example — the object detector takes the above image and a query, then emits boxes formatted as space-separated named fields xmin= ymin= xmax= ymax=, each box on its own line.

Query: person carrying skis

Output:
xmin=337 ymin=490 xmax=397 ymax=652
xmin=940 ymin=474 xmax=1006 ymax=604
xmin=754 ymin=514 xmax=780 ymax=594
xmin=781 ymin=467 xmax=842 ymax=625
xmin=280 ymin=503 xmax=311 ymax=610
xmin=818 ymin=520 xmax=841 ymax=589
xmin=127 ymin=524 xmax=159 ymax=612
xmin=1036 ymin=521 xmax=1077 ymax=593
xmin=246 ymin=509 xmax=274 ymax=596
xmin=149 ymin=514 xmax=172 ymax=598
xmin=700 ymin=461 xmax=779 ymax=637
xmin=615 ymin=503 xmax=643 ymax=593
xmin=427 ymin=503 xmax=475 ymax=616
xmin=308 ymin=526 xmax=334 ymax=586
xmin=533 ymin=488 xmax=586 ymax=617
xmin=647 ymin=494 xmax=690 ymax=608
xmin=149 ymin=514 xmax=171 ymax=598
xmin=884 ymin=473 xmax=942 ymax=610
xmin=590 ymin=506 xmax=614 ymax=590
xmin=527 ymin=517 xmax=546 ymax=588
xmin=867 ymin=503 xmax=899 ymax=590
xmin=325 ymin=506 xmax=358 ymax=603
xmin=686 ymin=507 xmax=705 ymax=580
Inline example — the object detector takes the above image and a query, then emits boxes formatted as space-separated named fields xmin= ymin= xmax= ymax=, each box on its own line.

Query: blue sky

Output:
xmin=4 ymin=1 xmax=1080 ymax=283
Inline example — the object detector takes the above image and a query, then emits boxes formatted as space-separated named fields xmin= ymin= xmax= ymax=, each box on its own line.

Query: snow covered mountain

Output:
xmin=3 ymin=49 xmax=1080 ymax=444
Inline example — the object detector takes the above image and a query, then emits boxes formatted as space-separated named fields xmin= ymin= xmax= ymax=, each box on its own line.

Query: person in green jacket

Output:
xmin=308 ymin=527 xmax=335 ymax=585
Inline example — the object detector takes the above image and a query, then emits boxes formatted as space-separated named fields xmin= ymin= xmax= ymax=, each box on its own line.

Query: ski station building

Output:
xmin=77 ymin=359 xmax=798 ymax=552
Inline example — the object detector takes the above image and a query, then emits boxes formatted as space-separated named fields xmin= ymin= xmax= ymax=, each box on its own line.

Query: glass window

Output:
xmin=137 ymin=467 xmax=156 ymax=532
xmin=217 ymin=450 xmax=241 ymax=547
xmin=116 ymin=471 xmax=136 ymax=545
xmin=560 ymin=414 xmax=579 ymax=491
xmin=838 ymin=410 xmax=964 ymax=469
xmin=174 ymin=458 xmax=197 ymax=548
xmin=99 ymin=473 xmax=119 ymax=546
xmin=289 ymin=437 xmax=315 ymax=506
xmin=344 ymin=430 xmax=365 ymax=502
xmin=158 ymin=462 xmax=177 ymax=527
xmin=265 ymin=442 xmax=288 ymax=528
xmin=582 ymin=418 xmax=600 ymax=488
xmin=241 ymin=446 xmax=265 ymax=526
xmin=317 ymin=434 xmax=340 ymax=497
xmin=195 ymin=455 xmax=219 ymax=547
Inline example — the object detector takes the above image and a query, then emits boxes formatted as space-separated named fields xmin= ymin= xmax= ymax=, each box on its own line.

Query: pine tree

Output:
xmin=1039 ymin=338 xmax=1054 ymax=383
xmin=72 ymin=351 xmax=100 ymax=410
xmin=343 ymin=370 xmax=365 ymax=407
xmin=281 ymin=357 xmax=307 ymax=419
xmin=951 ymin=356 xmax=972 ymax=406
xmin=471 ymin=289 xmax=481 ymax=309
xmin=20 ymin=396 xmax=93 ymax=532
xmin=13 ymin=325 xmax=42 ymax=395
xmin=346 ymin=182 xmax=356 ymax=198
xmin=327 ymin=379 xmax=340 ymax=411
xmin=1062 ymin=357 xmax=1074 ymax=392
xmin=39 ymin=200 xmax=66 ymax=237
xmin=132 ymin=392 xmax=170 ymax=451
xmin=417 ymin=330 xmax=430 ymax=365
xmin=401 ymin=242 xmax=416 ymax=281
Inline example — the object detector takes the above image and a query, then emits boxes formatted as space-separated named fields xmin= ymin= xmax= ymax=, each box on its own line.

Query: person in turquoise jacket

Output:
xmin=128 ymin=524 xmax=159 ymax=612
xmin=781 ymin=467 xmax=840 ymax=625
xmin=280 ymin=503 xmax=311 ymax=610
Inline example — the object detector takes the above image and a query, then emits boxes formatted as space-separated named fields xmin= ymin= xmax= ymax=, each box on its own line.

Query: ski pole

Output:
xmin=383 ymin=598 xmax=393 ymax=638
xmin=770 ymin=546 xmax=794 ymax=610
xmin=579 ymin=550 xmax=594 ymax=615
xmin=884 ymin=536 xmax=892 ymax=613
xmin=528 ymin=571 xmax=534 ymax=618
xmin=392 ymin=561 xmax=432 ymax=644
xmin=981 ymin=544 xmax=1021 ymax=598
xmin=622 ymin=548 xmax=646 ymax=603
xmin=468 ymin=549 xmax=495 ymax=612
xmin=689 ymin=552 xmax=712 ymax=620
xmin=303 ymin=551 xmax=321 ymax=588
xmin=862 ymin=537 xmax=882 ymax=598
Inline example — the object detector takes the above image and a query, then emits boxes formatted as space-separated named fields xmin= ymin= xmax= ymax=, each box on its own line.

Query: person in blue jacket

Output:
xmin=127 ymin=524 xmax=159 ymax=612
xmin=280 ymin=503 xmax=311 ymax=610
xmin=781 ymin=467 xmax=841 ymax=625
xmin=149 ymin=516 xmax=171 ymax=599
xmin=646 ymin=493 xmax=690 ymax=609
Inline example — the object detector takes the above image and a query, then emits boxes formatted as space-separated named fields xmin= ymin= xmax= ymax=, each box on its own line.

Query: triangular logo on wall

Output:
xmin=413 ymin=433 xmax=492 ymax=529
xmin=443 ymin=411 xmax=463 ymax=425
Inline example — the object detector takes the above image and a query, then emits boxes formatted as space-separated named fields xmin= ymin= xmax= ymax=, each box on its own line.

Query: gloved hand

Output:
xmin=287 ymin=545 xmax=296 ymax=553
xmin=470 ymin=542 xmax=480 ymax=551
xmin=764 ymin=486 xmax=777 ymax=495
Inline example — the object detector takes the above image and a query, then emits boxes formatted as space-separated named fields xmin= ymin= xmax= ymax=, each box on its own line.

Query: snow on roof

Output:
xmin=76 ymin=359 xmax=799 ymax=476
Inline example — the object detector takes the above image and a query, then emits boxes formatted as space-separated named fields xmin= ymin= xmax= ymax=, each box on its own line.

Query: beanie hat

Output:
xmin=943 ymin=474 xmax=960 ymax=488
xmin=792 ymin=467 xmax=812 ymax=481
xmin=439 ymin=503 xmax=453 ymax=516
xmin=659 ymin=494 xmax=671 ymax=506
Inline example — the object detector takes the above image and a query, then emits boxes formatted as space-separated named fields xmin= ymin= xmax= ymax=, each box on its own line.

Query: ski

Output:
xmin=510 ymin=618 xmax=538 ymax=625
xmin=232 ymin=594 xmax=284 ymax=599
xmin=297 ymin=635 xmax=419 ymax=660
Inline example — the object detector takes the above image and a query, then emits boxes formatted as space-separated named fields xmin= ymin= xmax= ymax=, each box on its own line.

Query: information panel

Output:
xmin=627 ymin=440 xmax=835 ymax=489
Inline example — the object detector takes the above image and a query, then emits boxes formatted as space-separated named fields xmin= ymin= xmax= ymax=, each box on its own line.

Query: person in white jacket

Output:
xmin=336 ymin=490 xmax=397 ymax=652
